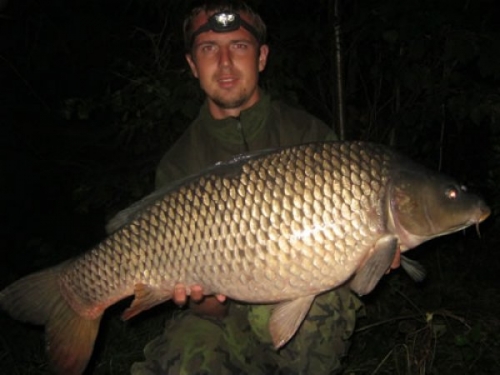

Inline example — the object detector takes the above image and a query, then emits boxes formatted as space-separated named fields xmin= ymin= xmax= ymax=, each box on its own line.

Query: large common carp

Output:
xmin=0 ymin=141 xmax=490 ymax=374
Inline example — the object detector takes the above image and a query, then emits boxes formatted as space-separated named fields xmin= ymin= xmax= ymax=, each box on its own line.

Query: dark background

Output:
xmin=1 ymin=0 xmax=499 ymax=373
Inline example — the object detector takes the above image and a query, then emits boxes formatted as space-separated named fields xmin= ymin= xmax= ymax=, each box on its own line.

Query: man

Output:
xmin=131 ymin=1 xmax=363 ymax=374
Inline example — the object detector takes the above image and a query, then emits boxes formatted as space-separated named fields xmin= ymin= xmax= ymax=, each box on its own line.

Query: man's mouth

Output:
xmin=217 ymin=76 xmax=239 ymax=88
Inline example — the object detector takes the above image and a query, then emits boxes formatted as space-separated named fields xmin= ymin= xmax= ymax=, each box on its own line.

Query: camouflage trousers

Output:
xmin=131 ymin=286 xmax=363 ymax=375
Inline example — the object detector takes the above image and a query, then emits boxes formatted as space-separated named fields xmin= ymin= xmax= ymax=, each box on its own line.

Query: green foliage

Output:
xmin=342 ymin=1 xmax=500 ymax=152
xmin=60 ymin=63 xmax=203 ymax=214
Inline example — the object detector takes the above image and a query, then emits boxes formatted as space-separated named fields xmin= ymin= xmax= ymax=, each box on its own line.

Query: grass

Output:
xmin=0 ymin=232 xmax=498 ymax=374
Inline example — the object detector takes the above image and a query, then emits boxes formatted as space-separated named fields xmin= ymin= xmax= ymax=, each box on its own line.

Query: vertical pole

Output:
xmin=331 ymin=0 xmax=346 ymax=140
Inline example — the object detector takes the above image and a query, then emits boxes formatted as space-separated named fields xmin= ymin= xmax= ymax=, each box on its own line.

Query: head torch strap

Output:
xmin=190 ymin=11 xmax=261 ymax=47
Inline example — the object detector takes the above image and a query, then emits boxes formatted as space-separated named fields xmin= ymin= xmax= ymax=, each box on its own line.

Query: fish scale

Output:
xmin=59 ymin=142 xmax=389 ymax=307
xmin=0 ymin=141 xmax=490 ymax=375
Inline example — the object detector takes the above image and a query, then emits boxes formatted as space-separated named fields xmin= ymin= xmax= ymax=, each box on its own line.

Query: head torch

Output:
xmin=189 ymin=11 xmax=262 ymax=48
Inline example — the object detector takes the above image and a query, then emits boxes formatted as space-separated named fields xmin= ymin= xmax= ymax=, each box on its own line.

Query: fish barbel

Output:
xmin=0 ymin=141 xmax=490 ymax=374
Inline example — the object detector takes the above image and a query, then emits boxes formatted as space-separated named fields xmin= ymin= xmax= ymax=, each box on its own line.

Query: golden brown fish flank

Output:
xmin=0 ymin=141 xmax=490 ymax=374
xmin=62 ymin=144 xmax=377 ymax=305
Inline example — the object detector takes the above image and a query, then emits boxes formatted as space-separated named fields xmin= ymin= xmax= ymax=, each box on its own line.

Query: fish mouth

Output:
xmin=478 ymin=203 xmax=491 ymax=223
xmin=473 ymin=202 xmax=491 ymax=236
xmin=430 ymin=202 xmax=491 ymax=239
xmin=469 ymin=201 xmax=491 ymax=226
xmin=447 ymin=202 xmax=491 ymax=237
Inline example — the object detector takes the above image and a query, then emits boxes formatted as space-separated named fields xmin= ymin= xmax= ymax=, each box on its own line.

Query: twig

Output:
xmin=0 ymin=54 xmax=50 ymax=112
xmin=355 ymin=313 xmax=421 ymax=333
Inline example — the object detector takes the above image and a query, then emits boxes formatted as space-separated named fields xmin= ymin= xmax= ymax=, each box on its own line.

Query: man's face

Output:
xmin=186 ymin=11 xmax=269 ymax=118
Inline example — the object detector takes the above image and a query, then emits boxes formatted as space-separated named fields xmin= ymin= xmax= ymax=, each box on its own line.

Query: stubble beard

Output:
xmin=211 ymin=89 xmax=249 ymax=110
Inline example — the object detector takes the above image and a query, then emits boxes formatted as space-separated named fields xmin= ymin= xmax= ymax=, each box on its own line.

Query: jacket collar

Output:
xmin=198 ymin=91 xmax=271 ymax=144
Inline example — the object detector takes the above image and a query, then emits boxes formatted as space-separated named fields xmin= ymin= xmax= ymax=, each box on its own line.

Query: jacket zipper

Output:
xmin=236 ymin=116 xmax=250 ymax=152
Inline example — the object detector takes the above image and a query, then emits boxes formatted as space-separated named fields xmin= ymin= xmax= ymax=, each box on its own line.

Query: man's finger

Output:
xmin=390 ymin=249 xmax=401 ymax=269
xmin=385 ymin=248 xmax=402 ymax=274
xmin=190 ymin=285 xmax=204 ymax=302
xmin=173 ymin=284 xmax=187 ymax=306
xmin=215 ymin=294 xmax=227 ymax=303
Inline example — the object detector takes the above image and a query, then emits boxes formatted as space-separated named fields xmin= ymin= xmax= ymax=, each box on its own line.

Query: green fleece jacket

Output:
xmin=155 ymin=92 xmax=337 ymax=188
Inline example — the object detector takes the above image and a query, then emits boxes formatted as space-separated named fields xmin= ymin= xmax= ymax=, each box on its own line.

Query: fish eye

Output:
xmin=445 ymin=186 xmax=459 ymax=200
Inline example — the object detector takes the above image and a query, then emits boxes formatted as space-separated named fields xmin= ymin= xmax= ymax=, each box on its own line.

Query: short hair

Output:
xmin=183 ymin=0 xmax=267 ymax=52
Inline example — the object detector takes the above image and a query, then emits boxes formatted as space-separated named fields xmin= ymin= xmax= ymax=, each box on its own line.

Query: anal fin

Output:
xmin=269 ymin=295 xmax=315 ymax=349
xmin=122 ymin=283 xmax=171 ymax=320
xmin=350 ymin=236 xmax=398 ymax=296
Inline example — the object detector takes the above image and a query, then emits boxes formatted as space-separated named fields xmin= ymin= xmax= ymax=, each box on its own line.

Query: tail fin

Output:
xmin=0 ymin=265 xmax=102 ymax=375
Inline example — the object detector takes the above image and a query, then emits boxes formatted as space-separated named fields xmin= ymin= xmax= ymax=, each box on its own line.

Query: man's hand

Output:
xmin=172 ymin=284 xmax=227 ymax=305
xmin=172 ymin=284 xmax=228 ymax=318
xmin=386 ymin=248 xmax=401 ymax=274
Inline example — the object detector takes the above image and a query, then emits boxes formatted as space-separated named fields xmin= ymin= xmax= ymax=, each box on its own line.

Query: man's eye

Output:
xmin=233 ymin=43 xmax=248 ymax=49
xmin=201 ymin=45 xmax=216 ymax=52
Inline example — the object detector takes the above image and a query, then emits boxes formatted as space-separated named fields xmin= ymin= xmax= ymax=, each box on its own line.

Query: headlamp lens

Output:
xmin=212 ymin=12 xmax=238 ymax=31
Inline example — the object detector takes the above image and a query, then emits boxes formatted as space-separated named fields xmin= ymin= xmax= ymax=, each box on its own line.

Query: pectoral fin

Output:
xmin=350 ymin=236 xmax=398 ymax=296
xmin=269 ymin=295 xmax=315 ymax=349
xmin=401 ymin=256 xmax=426 ymax=282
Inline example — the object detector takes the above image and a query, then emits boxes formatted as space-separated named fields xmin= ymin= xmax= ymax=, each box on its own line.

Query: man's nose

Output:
xmin=218 ymin=46 xmax=233 ymax=67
